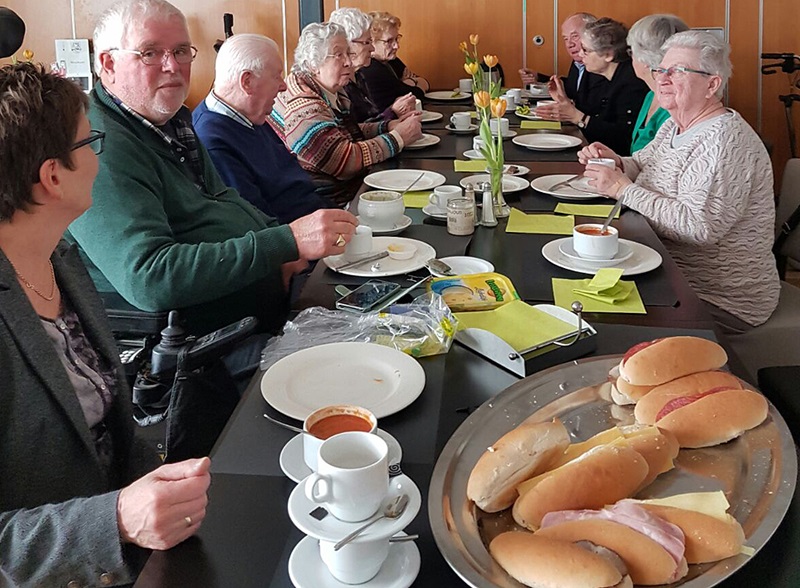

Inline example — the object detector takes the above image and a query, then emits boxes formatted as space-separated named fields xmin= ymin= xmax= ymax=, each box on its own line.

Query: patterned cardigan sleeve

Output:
xmin=270 ymin=78 xmax=400 ymax=181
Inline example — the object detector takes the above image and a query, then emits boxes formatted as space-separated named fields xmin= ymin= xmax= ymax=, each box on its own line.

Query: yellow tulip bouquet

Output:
xmin=460 ymin=35 xmax=509 ymax=217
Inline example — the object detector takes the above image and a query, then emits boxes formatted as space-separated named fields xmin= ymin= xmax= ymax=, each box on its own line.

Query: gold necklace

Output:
xmin=11 ymin=259 xmax=57 ymax=301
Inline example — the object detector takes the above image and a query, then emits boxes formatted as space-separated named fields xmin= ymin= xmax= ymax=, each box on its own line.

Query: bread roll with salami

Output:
xmin=618 ymin=337 xmax=727 ymax=386
xmin=467 ymin=419 xmax=570 ymax=512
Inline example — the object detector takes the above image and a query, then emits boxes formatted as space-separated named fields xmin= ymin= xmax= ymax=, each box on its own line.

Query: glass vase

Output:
xmin=489 ymin=164 xmax=510 ymax=218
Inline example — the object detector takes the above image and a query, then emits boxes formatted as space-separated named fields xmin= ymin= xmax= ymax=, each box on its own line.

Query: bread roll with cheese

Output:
xmin=618 ymin=425 xmax=679 ymax=490
xmin=512 ymin=445 xmax=648 ymax=530
xmin=637 ymin=503 xmax=745 ymax=563
xmin=618 ymin=337 xmax=727 ymax=386
xmin=654 ymin=388 xmax=769 ymax=448
xmin=634 ymin=371 xmax=743 ymax=425
xmin=611 ymin=377 xmax=655 ymax=405
xmin=467 ymin=419 xmax=570 ymax=512
xmin=489 ymin=532 xmax=632 ymax=588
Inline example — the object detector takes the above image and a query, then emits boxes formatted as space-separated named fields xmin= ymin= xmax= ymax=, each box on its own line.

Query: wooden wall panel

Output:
xmin=523 ymin=0 xmax=556 ymax=85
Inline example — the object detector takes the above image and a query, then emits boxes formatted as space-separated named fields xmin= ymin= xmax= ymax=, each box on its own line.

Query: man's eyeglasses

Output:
xmin=71 ymin=130 xmax=105 ymax=155
xmin=650 ymin=65 xmax=713 ymax=80
xmin=375 ymin=35 xmax=402 ymax=46
xmin=111 ymin=45 xmax=198 ymax=66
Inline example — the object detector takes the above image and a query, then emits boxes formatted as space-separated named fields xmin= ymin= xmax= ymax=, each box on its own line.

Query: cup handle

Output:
xmin=450 ymin=115 xmax=456 ymax=126
xmin=305 ymin=473 xmax=332 ymax=503
xmin=429 ymin=193 xmax=438 ymax=207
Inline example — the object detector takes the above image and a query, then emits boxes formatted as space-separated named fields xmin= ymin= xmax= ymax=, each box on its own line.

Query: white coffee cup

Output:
xmin=343 ymin=225 xmax=373 ymax=262
xmin=450 ymin=112 xmax=471 ymax=130
xmin=303 ymin=405 xmax=378 ymax=472
xmin=305 ymin=431 xmax=389 ymax=522
xmin=508 ymin=88 xmax=522 ymax=105
xmin=319 ymin=536 xmax=390 ymax=584
xmin=358 ymin=190 xmax=404 ymax=231
xmin=473 ymin=136 xmax=486 ymax=152
xmin=414 ymin=98 xmax=422 ymax=112
xmin=587 ymin=157 xmax=616 ymax=169
xmin=573 ymin=223 xmax=620 ymax=260
xmin=458 ymin=78 xmax=473 ymax=93
xmin=490 ymin=117 xmax=510 ymax=136
xmin=430 ymin=185 xmax=462 ymax=209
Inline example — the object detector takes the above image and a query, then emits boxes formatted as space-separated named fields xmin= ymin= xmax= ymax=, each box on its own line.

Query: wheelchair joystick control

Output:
xmin=150 ymin=310 xmax=188 ymax=376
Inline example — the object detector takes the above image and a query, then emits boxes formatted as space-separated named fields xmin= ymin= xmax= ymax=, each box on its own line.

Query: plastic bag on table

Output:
xmin=260 ymin=292 xmax=457 ymax=371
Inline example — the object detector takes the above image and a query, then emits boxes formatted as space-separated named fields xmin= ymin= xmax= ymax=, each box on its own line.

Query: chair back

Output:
xmin=774 ymin=159 xmax=800 ymax=278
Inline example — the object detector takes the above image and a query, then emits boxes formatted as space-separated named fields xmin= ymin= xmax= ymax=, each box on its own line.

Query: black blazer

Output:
xmin=580 ymin=59 xmax=649 ymax=156
xmin=565 ymin=62 xmax=609 ymax=118
xmin=358 ymin=57 xmax=425 ymax=112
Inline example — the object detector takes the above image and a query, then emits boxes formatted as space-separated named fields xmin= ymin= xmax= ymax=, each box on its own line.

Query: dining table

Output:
xmin=134 ymin=100 xmax=799 ymax=588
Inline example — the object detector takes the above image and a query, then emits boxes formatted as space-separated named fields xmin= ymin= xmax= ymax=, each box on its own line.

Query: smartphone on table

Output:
xmin=335 ymin=280 xmax=402 ymax=313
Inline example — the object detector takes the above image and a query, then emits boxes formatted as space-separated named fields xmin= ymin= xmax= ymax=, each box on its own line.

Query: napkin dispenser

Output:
xmin=454 ymin=304 xmax=597 ymax=378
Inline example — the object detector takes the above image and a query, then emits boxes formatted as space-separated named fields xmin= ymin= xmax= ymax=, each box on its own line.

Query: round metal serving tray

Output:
xmin=429 ymin=355 xmax=797 ymax=588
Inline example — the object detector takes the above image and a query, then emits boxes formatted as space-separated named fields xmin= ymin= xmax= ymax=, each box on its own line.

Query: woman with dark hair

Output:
xmin=0 ymin=62 xmax=210 ymax=586
xmin=536 ymin=17 xmax=649 ymax=155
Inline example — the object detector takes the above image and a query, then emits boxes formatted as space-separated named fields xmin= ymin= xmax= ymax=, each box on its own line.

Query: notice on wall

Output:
xmin=55 ymin=39 xmax=92 ymax=92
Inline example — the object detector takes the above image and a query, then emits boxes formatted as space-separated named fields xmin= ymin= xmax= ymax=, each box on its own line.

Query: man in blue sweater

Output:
xmin=193 ymin=34 xmax=334 ymax=223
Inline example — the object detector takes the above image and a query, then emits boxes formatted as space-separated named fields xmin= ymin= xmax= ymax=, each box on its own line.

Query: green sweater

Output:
xmin=67 ymin=83 xmax=299 ymax=334
xmin=631 ymin=91 xmax=671 ymax=154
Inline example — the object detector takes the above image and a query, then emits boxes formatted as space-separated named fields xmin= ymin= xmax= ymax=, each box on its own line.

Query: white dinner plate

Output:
xmin=459 ymin=174 xmax=529 ymax=193
xmin=520 ymin=88 xmax=549 ymax=99
xmin=288 ymin=473 xmax=422 ymax=542
xmin=261 ymin=342 xmax=426 ymax=421
xmin=530 ymin=174 xmax=608 ymax=201
xmin=422 ymin=204 xmax=447 ymax=220
xmin=420 ymin=110 xmax=443 ymax=123
xmin=323 ymin=237 xmax=436 ymax=277
xmin=425 ymin=90 xmax=470 ymax=101
xmin=288 ymin=533 xmax=421 ymax=588
xmin=462 ymin=149 xmax=485 ymax=160
xmin=514 ymin=110 xmax=544 ymax=120
xmin=404 ymin=133 xmax=440 ymax=150
xmin=542 ymin=237 xmax=663 ymax=276
xmin=486 ymin=164 xmax=530 ymax=177
xmin=364 ymin=170 xmax=446 ymax=192
xmin=434 ymin=256 xmax=494 ymax=277
xmin=279 ymin=429 xmax=403 ymax=484
xmin=445 ymin=124 xmax=478 ymax=134
xmin=512 ymin=134 xmax=582 ymax=151
xmin=557 ymin=240 xmax=634 ymax=267
xmin=490 ymin=129 xmax=518 ymax=140
xmin=357 ymin=215 xmax=412 ymax=236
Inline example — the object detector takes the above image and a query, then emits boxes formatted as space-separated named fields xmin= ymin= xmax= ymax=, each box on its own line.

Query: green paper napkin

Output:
xmin=403 ymin=191 xmax=432 ymax=209
xmin=554 ymin=203 xmax=619 ymax=219
xmin=521 ymin=120 xmax=562 ymax=130
xmin=469 ymin=111 xmax=478 ymax=119
xmin=454 ymin=160 xmax=487 ymax=172
xmin=455 ymin=299 xmax=577 ymax=352
xmin=552 ymin=272 xmax=646 ymax=314
xmin=506 ymin=208 xmax=574 ymax=235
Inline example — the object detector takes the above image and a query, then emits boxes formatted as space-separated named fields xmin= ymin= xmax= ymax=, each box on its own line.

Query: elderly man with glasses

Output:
xmin=66 ymin=0 xmax=358 ymax=363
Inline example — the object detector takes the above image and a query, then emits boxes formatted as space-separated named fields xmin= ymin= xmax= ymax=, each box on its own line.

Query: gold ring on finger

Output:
xmin=335 ymin=234 xmax=346 ymax=247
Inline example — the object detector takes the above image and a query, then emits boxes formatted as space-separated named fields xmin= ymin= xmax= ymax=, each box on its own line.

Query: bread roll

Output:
xmin=618 ymin=426 xmax=679 ymax=490
xmin=655 ymin=388 xmax=769 ymax=448
xmin=634 ymin=371 xmax=743 ymax=425
xmin=467 ymin=419 xmax=570 ymax=512
xmin=489 ymin=532 xmax=630 ymax=588
xmin=535 ymin=519 xmax=688 ymax=586
xmin=611 ymin=377 xmax=654 ymax=405
xmin=638 ymin=504 xmax=745 ymax=564
xmin=512 ymin=445 xmax=648 ymax=531
xmin=619 ymin=337 xmax=727 ymax=386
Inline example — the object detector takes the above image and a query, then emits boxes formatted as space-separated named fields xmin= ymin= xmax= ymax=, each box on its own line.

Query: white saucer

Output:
xmin=445 ymin=123 xmax=478 ymax=134
xmin=486 ymin=164 xmax=530 ymax=177
xmin=405 ymin=133 xmax=440 ymax=150
xmin=280 ymin=429 xmax=404 ymax=484
xmin=357 ymin=215 xmax=412 ymax=236
xmin=542 ymin=238 xmax=663 ymax=276
xmin=462 ymin=149 xmax=486 ymax=160
xmin=419 ymin=110 xmax=443 ymax=123
xmin=459 ymin=174 xmax=529 ymax=193
xmin=490 ymin=129 xmax=518 ymax=140
xmin=288 ymin=533 xmax=421 ymax=588
xmin=288 ymin=474 xmax=422 ymax=542
xmin=433 ymin=256 xmax=494 ymax=277
xmin=557 ymin=240 xmax=634 ymax=267
xmin=422 ymin=204 xmax=447 ymax=219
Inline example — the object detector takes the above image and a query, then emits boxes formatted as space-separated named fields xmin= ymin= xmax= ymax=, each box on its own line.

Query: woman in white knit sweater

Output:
xmin=579 ymin=31 xmax=779 ymax=332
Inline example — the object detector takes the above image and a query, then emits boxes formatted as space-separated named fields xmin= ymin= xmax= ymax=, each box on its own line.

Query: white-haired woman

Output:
xmin=580 ymin=31 xmax=780 ymax=332
xmin=329 ymin=7 xmax=416 ymax=122
xmin=268 ymin=22 xmax=421 ymax=205
xmin=627 ymin=14 xmax=689 ymax=152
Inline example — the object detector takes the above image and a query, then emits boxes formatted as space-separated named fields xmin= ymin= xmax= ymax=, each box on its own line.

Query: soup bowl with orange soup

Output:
xmin=303 ymin=405 xmax=378 ymax=471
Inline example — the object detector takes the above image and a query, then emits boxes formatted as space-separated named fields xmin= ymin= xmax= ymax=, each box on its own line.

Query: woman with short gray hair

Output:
xmin=329 ymin=7 xmax=416 ymax=122
xmin=269 ymin=22 xmax=421 ymax=205
xmin=579 ymin=31 xmax=779 ymax=332
xmin=628 ymin=14 xmax=689 ymax=152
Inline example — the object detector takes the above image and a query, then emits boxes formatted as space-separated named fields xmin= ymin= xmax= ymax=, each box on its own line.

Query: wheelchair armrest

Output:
xmin=99 ymin=290 xmax=169 ymax=336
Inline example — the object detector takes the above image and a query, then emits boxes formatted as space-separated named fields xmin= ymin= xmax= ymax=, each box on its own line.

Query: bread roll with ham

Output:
xmin=489 ymin=532 xmax=633 ymax=588
xmin=634 ymin=371 xmax=743 ymax=425
xmin=512 ymin=444 xmax=648 ymax=531
xmin=467 ymin=419 xmax=570 ymax=512
xmin=618 ymin=337 xmax=727 ymax=386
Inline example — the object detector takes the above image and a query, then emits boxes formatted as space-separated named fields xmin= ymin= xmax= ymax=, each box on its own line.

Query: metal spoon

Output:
xmin=262 ymin=413 xmax=307 ymax=436
xmin=333 ymin=494 xmax=410 ymax=551
xmin=600 ymin=195 xmax=625 ymax=234
xmin=425 ymin=258 xmax=455 ymax=276
xmin=389 ymin=534 xmax=419 ymax=543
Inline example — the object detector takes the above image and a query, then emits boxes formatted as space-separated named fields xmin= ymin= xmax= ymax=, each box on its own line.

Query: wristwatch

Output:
xmin=577 ymin=113 xmax=589 ymax=129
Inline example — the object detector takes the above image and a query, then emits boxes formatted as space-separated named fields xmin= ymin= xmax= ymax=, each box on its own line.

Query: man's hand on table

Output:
xmin=389 ymin=111 xmax=423 ymax=145
xmin=289 ymin=208 xmax=358 ymax=260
